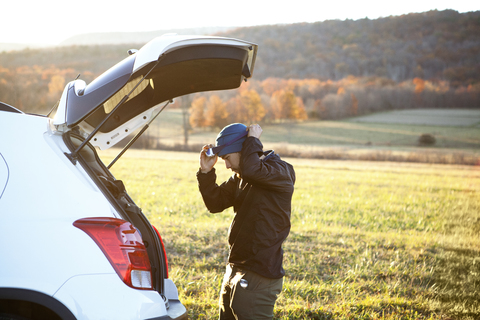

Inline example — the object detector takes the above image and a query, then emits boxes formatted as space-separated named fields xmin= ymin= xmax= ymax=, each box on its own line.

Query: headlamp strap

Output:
xmin=211 ymin=131 xmax=248 ymax=155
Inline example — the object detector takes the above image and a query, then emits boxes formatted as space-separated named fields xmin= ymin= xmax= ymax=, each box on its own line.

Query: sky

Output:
xmin=2 ymin=0 xmax=478 ymax=45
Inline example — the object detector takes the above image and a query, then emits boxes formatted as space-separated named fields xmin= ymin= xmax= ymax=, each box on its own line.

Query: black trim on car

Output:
xmin=65 ymin=55 xmax=135 ymax=127
xmin=75 ymin=44 xmax=249 ymax=132
xmin=0 ymin=288 xmax=76 ymax=320
xmin=0 ymin=102 xmax=23 ymax=114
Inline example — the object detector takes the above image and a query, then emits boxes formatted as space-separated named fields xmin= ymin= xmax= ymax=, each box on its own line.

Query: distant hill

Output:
xmin=1 ymin=10 xmax=478 ymax=88
xmin=0 ymin=27 xmax=234 ymax=52
xmin=1 ymin=9 xmax=479 ymax=116
xmin=58 ymin=26 xmax=236 ymax=46
xmin=216 ymin=9 xmax=480 ymax=86
xmin=0 ymin=43 xmax=50 ymax=52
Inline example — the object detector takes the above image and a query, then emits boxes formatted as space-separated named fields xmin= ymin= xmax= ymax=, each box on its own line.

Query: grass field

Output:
xmin=140 ymin=108 xmax=480 ymax=165
xmin=100 ymin=148 xmax=480 ymax=319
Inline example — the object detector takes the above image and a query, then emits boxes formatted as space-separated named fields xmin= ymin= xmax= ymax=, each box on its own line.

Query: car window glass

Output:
xmin=102 ymin=76 xmax=152 ymax=114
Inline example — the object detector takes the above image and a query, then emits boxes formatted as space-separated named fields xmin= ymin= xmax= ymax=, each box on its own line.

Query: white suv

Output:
xmin=0 ymin=35 xmax=257 ymax=320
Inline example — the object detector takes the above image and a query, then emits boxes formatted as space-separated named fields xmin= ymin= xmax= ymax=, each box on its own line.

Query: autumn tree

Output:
xmin=413 ymin=77 xmax=425 ymax=93
xmin=229 ymin=89 xmax=266 ymax=124
xmin=205 ymin=95 xmax=229 ymax=128
xmin=350 ymin=93 xmax=358 ymax=115
xmin=270 ymin=89 xmax=307 ymax=121
xmin=189 ymin=96 xmax=207 ymax=128
xmin=48 ymin=75 xmax=65 ymax=99
xmin=261 ymin=78 xmax=288 ymax=96
xmin=179 ymin=95 xmax=192 ymax=147
xmin=413 ymin=77 xmax=425 ymax=106
xmin=312 ymin=99 xmax=326 ymax=119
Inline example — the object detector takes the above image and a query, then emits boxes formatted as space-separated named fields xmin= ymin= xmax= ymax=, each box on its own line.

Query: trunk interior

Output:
xmin=64 ymin=132 xmax=168 ymax=302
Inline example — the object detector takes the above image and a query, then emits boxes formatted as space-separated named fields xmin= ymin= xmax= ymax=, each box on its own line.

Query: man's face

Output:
xmin=221 ymin=152 xmax=241 ymax=174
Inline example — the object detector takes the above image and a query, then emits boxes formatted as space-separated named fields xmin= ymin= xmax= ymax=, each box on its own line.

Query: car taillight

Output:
xmin=73 ymin=217 xmax=153 ymax=290
xmin=152 ymin=225 xmax=168 ymax=279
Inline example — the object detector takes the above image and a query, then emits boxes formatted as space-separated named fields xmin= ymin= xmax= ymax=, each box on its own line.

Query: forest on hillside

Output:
xmin=219 ymin=10 xmax=480 ymax=86
xmin=0 ymin=9 xmax=479 ymax=125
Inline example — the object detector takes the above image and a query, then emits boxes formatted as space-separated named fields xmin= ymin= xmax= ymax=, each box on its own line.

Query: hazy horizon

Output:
xmin=2 ymin=0 xmax=478 ymax=45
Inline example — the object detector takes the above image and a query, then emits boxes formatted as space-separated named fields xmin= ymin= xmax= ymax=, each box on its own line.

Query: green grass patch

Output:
xmin=104 ymin=149 xmax=480 ymax=319
xmin=138 ymin=109 xmax=480 ymax=150
xmin=140 ymin=109 xmax=480 ymax=165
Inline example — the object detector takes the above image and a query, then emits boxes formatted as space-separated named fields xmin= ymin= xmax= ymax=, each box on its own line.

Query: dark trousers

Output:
xmin=218 ymin=264 xmax=283 ymax=320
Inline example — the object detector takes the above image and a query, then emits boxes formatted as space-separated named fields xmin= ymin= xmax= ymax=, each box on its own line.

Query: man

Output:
xmin=197 ymin=123 xmax=296 ymax=320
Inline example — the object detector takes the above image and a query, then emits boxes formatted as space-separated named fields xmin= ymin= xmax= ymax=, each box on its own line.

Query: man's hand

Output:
xmin=199 ymin=144 xmax=217 ymax=173
xmin=247 ymin=124 xmax=262 ymax=139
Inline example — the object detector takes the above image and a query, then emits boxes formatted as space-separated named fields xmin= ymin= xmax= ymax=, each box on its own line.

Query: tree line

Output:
xmin=219 ymin=9 xmax=480 ymax=87
xmin=0 ymin=9 xmax=478 ymax=124
xmin=179 ymin=75 xmax=479 ymax=129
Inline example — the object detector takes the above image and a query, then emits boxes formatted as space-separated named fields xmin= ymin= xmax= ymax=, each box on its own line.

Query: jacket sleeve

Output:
xmin=196 ymin=168 xmax=237 ymax=213
xmin=240 ymin=137 xmax=296 ymax=192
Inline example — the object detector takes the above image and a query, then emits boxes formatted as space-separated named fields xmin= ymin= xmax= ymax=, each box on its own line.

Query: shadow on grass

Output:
xmin=275 ymin=307 xmax=335 ymax=320
xmin=352 ymin=302 xmax=439 ymax=319
xmin=432 ymin=246 xmax=480 ymax=319
xmin=276 ymin=303 xmax=438 ymax=320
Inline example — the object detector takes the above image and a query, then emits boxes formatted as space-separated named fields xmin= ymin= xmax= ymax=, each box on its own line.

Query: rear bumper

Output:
xmin=148 ymin=299 xmax=188 ymax=320
xmin=53 ymin=273 xmax=186 ymax=320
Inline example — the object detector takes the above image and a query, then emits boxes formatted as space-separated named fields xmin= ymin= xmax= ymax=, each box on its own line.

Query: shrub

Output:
xmin=418 ymin=134 xmax=436 ymax=146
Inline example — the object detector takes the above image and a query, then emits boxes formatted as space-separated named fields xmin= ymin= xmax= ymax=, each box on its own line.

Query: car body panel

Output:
xmin=0 ymin=113 xmax=116 ymax=293
xmin=0 ymin=113 xmax=114 ymax=221
xmin=0 ymin=111 xmax=172 ymax=319
xmin=0 ymin=152 xmax=8 ymax=200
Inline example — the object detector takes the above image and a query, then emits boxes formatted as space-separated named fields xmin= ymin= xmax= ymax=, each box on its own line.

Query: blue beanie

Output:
xmin=215 ymin=123 xmax=247 ymax=156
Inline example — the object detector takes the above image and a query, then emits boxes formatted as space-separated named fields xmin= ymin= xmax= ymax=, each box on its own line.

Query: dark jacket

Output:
xmin=197 ymin=137 xmax=295 ymax=279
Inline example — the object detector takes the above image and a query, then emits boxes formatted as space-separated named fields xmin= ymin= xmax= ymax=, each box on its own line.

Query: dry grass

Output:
xmin=103 ymin=149 xmax=480 ymax=319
